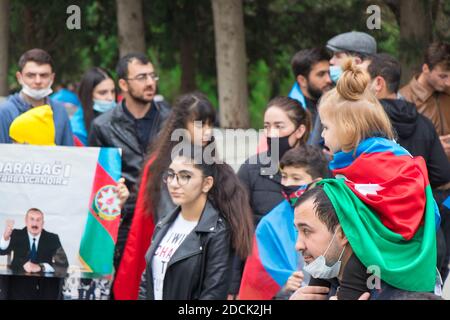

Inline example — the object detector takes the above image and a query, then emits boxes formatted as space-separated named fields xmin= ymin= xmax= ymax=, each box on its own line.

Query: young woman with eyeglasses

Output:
xmin=139 ymin=145 xmax=253 ymax=300
xmin=113 ymin=92 xmax=218 ymax=299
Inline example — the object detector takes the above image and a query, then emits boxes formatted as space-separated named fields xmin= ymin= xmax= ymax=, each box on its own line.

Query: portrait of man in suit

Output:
xmin=0 ymin=208 xmax=69 ymax=299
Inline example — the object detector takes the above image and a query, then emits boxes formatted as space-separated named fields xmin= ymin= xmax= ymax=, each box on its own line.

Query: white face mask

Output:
xmin=20 ymin=82 xmax=53 ymax=101
xmin=303 ymin=229 xmax=346 ymax=279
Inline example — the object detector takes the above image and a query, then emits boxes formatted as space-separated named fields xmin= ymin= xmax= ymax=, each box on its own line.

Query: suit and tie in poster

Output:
xmin=0 ymin=144 xmax=122 ymax=299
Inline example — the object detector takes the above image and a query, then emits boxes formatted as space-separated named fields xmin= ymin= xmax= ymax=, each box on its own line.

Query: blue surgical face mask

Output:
xmin=303 ymin=229 xmax=346 ymax=279
xmin=329 ymin=65 xmax=343 ymax=84
xmin=93 ymin=99 xmax=117 ymax=113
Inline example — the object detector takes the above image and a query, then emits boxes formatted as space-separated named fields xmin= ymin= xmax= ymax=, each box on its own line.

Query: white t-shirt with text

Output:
xmin=152 ymin=214 xmax=198 ymax=300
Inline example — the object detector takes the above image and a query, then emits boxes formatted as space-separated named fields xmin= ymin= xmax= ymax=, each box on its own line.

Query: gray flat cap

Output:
xmin=326 ymin=31 xmax=377 ymax=55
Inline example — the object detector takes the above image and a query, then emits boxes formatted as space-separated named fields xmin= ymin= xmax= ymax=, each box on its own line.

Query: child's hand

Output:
xmin=117 ymin=178 xmax=130 ymax=210
xmin=284 ymin=271 xmax=304 ymax=292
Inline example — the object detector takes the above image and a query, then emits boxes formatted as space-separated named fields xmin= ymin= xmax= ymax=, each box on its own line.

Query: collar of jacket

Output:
xmin=156 ymin=199 xmax=223 ymax=233
xmin=257 ymin=151 xmax=282 ymax=183
xmin=113 ymin=99 xmax=166 ymax=121
xmin=408 ymin=75 xmax=435 ymax=104
xmin=13 ymin=92 xmax=52 ymax=113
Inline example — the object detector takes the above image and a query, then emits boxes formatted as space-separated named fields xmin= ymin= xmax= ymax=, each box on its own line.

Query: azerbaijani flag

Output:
xmin=319 ymin=178 xmax=437 ymax=291
xmin=73 ymin=135 xmax=85 ymax=147
xmin=79 ymin=148 xmax=122 ymax=274
xmin=239 ymin=200 xmax=300 ymax=300
xmin=330 ymin=137 xmax=440 ymax=240
xmin=113 ymin=158 xmax=156 ymax=300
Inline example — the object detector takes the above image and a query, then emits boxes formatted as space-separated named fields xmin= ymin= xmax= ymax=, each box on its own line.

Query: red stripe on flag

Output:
xmin=113 ymin=159 xmax=155 ymax=300
xmin=73 ymin=135 xmax=85 ymax=147
xmin=89 ymin=163 xmax=121 ymax=243
xmin=333 ymin=153 xmax=429 ymax=240
xmin=239 ymin=236 xmax=281 ymax=300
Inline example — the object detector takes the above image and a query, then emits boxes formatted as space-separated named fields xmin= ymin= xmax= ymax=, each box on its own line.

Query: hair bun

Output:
xmin=336 ymin=59 xmax=370 ymax=101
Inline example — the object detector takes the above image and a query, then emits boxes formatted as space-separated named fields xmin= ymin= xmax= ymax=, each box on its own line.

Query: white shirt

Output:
xmin=152 ymin=214 xmax=198 ymax=300
xmin=0 ymin=231 xmax=55 ymax=272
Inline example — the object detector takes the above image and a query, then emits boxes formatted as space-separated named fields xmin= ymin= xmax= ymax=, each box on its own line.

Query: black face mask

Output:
xmin=267 ymin=135 xmax=293 ymax=160
xmin=281 ymin=184 xmax=309 ymax=207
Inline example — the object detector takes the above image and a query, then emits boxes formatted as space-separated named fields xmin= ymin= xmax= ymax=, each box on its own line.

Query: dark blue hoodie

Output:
xmin=0 ymin=93 xmax=74 ymax=146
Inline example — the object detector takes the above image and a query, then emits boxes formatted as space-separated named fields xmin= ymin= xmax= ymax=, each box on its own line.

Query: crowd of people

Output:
xmin=0 ymin=30 xmax=450 ymax=300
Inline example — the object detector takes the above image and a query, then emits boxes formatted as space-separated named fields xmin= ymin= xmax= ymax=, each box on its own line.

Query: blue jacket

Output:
xmin=288 ymin=82 xmax=322 ymax=146
xmin=288 ymin=82 xmax=306 ymax=108
xmin=0 ymin=93 xmax=74 ymax=146
xmin=70 ymin=107 xmax=88 ymax=145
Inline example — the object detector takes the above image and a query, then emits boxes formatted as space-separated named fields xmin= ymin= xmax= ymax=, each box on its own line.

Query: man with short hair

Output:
xmin=400 ymin=42 xmax=450 ymax=159
xmin=0 ymin=49 xmax=73 ymax=145
xmin=290 ymin=47 xmax=333 ymax=125
xmin=89 ymin=53 xmax=171 ymax=268
xmin=290 ymin=182 xmax=439 ymax=300
xmin=307 ymin=32 xmax=377 ymax=147
xmin=366 ymin=53 xmax=450 ymax=282
xmin=366 ymin=53 xmax=450 ymax=190
xmin=326 ymin=31 xmax=376 ymax=83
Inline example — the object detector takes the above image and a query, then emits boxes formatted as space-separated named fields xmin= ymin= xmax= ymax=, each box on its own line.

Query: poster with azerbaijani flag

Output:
xmin=0 ymin=144 xmax=121 ymax=286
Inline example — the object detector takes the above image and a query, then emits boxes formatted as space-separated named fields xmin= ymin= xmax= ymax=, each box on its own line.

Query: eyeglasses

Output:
xmin=126 ymin=73 xmax=159 ymax=83
xmin=163 ymin=171 xmax=192 ymax=186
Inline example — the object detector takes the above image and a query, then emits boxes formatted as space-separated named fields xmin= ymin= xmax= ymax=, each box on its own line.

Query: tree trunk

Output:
xmin=116 ymin=0 xmax=146 ymax=57
xmin=0 ymin=0 xmax=10 ymax=96
xmin=212 ymin=0 xmax=249 ymax=129
xmin=435 ymin=0 xmax=450 ymax=40
xmin=180 ymin=36 xmax=197 ymax=93
xmin=398 ymin=0 xmax=433 ymax=85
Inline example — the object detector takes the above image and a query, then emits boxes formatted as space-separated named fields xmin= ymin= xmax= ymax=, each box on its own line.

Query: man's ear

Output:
xmin=296 ymin=75 xmax=308 ymax=89
xmin=336 ymin=225 xmax=348 ymax=246
xmin=16 ymin=71 xmax=22 ymax=84
xmin=354 ymin=56 xmax=363 ymax=65
xmin=422 ymin=64 xmax=430 ymax=74
xmin=118 ymin=79 xmax=128 ymax=93
xmin=374 ymin=76 xmax=384 ymax=93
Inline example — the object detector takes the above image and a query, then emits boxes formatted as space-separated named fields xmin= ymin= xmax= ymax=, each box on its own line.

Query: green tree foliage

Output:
xmin=6 ymin=0 xmax=448 ymax=128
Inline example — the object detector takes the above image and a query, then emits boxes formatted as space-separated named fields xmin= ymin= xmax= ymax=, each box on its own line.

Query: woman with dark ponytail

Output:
xmin=113 ymin=92 xmax=217 ymax=300
xmin=230 ymin=96 xmax=312 ymax=297
xmin=139 ymin=144 xmax=253 ymax=300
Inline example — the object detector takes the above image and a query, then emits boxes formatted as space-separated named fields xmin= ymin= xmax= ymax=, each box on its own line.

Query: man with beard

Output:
xmin=290 ymin=47 xmax=333 ymax=126
xmin=89 ymin=53 xmax=171 ymax=269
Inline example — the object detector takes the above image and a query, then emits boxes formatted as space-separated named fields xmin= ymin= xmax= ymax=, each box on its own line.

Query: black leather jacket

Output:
xmin=139 ymin=201 xmax=233 ymax=300
xmin=88 ymin=99 xmax=171 ymax=219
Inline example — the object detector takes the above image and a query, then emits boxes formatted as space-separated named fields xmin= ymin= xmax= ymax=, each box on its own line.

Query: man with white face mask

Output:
xmin=290 ymin=184 xmax=441 ymax=300
xmin=0 ymin=49 xmax=73 ymax=145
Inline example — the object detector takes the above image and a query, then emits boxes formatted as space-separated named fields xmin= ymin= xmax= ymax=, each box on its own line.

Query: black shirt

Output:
xmin=122 ymin=100 xmax=159 ymax=152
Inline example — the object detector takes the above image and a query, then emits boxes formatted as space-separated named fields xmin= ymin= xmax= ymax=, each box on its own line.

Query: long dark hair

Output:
xmin=174 ymin=144 xmax=254 ymax=259
xmin=78 ymin=67 xmax=115 ymax=132
xmin=143 ymin=92 xmax=217 ymax=215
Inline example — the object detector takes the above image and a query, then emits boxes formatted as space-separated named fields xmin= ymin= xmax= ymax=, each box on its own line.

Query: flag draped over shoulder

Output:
xmin=79 ymin=148 xmax=122 ymax=275
xmin=330 ymin=137 xmax=440 ymax=240
xmin=113 ymin=158 xmax=156 ymax=300
xmin=319 ymin=178 xmax=437 ymax=291
xmin=239 ymin=200 xmax=299 ymax=299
